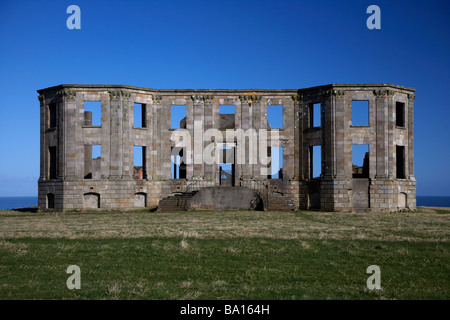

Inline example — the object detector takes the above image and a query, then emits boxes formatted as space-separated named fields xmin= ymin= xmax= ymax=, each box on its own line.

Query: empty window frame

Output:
xmin=171 ymin=147 xmax=186 ymax=179
xmin=84 ymin=101 xmax=101 ymax=126
xmin=134 ymin=146 xmax=147 ymax=179
xmin=92 ymin=145 xmax=101 ymax=159
xmin=219 ymin=145 xmax=235 ymax=186
xmin=268 ymin=146 xmax=283 ymax=179
xmin=310 ymin=145 xmax=321 ymax=178
xmin=352 ymin=144 xmax=369 ymax=178
xmin=267 ymin=105 xmax=283 ymax=129
xmin=219 ymin=160 xmax=233 ymax=186
xmin=171 ymin=153 xmax=180 ymax=179
xmin=134 ymin=103 xmax=147 ymax=128
xmin=351 ymin=100 xmax=369 ymax=126
xmin=48 ymin=103 xmax=57 ymax=128
xmin=171 ymin=105 xmax=187 ymax=129
xmin=396 ymin=102 xmax=405 ymax=127
xmin=396 ymin=145 xmax=405 ymax=179
xmin=219 ymin=163 xmax=232 ymax=180
xmin=219 ymin=105 xmax=235 ymax=130
xmin=49 ymin=146 xmax=57 ymax=179
xmin=84 ymin=145 xmax=101 ymax=179
xmin=310 ymin=103 xmax=321 ymax=128
xmin=219 ymin=105 xmax=235 ymax=114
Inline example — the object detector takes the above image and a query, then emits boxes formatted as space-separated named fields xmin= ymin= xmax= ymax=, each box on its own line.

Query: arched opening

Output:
xmin=134 ymin=192 xmax=147 ymax=208
xmin=84 ymin=192 xmax=100 ymax=209
xmin=398 ymin=192 xmax=407 ymax=209
xmin=47 ymin=193 xmax=55 ymax=209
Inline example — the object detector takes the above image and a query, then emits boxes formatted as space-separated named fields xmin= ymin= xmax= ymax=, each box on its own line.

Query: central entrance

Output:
xmin=219 ymin=143 xmax=235 ymax=186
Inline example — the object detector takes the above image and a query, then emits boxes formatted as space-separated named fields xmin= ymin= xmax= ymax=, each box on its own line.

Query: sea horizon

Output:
xmin=0 ymin=195 xmax=449 ymax=210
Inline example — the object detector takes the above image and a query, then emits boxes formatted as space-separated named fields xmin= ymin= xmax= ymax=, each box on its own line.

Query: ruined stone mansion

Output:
xmin=38 ymin=84 xmax=416 ymax=212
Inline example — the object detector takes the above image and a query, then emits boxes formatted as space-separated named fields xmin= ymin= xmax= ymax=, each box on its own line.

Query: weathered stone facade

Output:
xmin=38 ymin=84 xmax=416 ymax=212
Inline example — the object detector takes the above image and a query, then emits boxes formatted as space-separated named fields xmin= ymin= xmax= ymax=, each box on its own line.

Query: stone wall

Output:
xmin=37 ymin=83 xmax=416 ymax=212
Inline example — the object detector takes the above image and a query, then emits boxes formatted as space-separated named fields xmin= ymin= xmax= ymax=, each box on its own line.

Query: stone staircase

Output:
xmin=157 ymin=188 xmax=296 ymax=212
xmin=267 ymin=192 xmax=296 ymax=211
xmin=157 ymin=191 xmax=198 ymax=212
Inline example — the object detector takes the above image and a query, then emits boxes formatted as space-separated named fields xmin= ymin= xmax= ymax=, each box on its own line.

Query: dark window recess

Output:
xmin=309 ymin=193 xmax=320 ymax=209
xmin=49 ymin=146 xmax=57 ymax=179
xmin=396 ymin=146 xmax=405 ymax=179
xmin=47 ymin=193 xmax=55 ymax=209
xmin=49 ymin=103 xmax=57 ymax=128
xmin=396 ymin=102 xmax=405 ymax=127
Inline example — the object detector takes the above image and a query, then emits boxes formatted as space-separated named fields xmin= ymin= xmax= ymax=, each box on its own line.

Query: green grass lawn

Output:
xmin=0 ymin=207 xmax=448 ymax=300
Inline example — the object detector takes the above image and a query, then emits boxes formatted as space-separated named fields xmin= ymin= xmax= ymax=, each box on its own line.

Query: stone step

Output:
xmin=267 ymin=193 xmax=296 ymax=211
xmin=157 ymin=191 xmax=198 ymax=212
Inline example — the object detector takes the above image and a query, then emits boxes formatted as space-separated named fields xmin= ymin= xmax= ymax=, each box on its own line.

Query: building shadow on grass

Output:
xmin=11 ymin=206 xmax=39 ymax=213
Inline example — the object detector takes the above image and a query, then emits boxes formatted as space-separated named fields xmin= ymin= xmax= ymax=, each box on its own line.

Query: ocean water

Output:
xmin=0 ymin=195 xmax=449 ymax=210
xmin=416 ymin=196 xmax=450 ymax=208
xmin=0 ymin=197 xmax=38 ymax=210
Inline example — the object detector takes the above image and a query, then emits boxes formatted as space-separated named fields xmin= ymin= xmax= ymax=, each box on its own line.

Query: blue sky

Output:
xmin=0 ymin=0 xmax=449 ymax=196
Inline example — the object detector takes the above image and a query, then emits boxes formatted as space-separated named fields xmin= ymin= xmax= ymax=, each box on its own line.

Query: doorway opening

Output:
xmin=219 ymin=145 xmax=235 ymax=186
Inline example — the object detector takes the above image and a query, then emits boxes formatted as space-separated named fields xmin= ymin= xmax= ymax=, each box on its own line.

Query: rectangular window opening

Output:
xmin=219 ymin=146 xmax=235 ymax=186
xmin=352 ymin=144 xmax=369 ymax=178
xmin=171 ymin=147 xmax=186 ymax=179
xmin=310 ymin=103 xmax=321 ymax=128
xmin=219 ymin=105 xmax=235 ymax=114
xmin=49 ymin=146 xmax=57 ymax=179
xmin=310 ymin=145 xmax=322 ymax=179
xmin=267 ymin=146 xmax=283 ymax=179
xmin=396 ymin=145 xmax=405 ymax=179
xmin=134 ymin=146 xmax=147 ymax=179
xmin=84 ymin=145 xmax=101 ymax=179
xmin=396 ymin=102 xmax=405 ymax=127
xmin=171 ymin=105 xmax=187 ymax=129
xmin=92 ymin=145 xmax=101 ymax=159
xmin=84 ymin=101 xmax=101 ymax=126
xmin=219 ymin=105 xmax=235 ymax=130
xmin=267 ymin=105 xmax=283 ymax=129
xmin=352 ymin=100 xmax=369 ymax=126
xmin=48 ymin=103 xmax=57 ymax=128
xmin=134 ymin=103 xmax=147 ymax=128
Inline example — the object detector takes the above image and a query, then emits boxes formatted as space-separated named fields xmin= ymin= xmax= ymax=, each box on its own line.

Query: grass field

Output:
xmin=0 ymin=207 xmax=448 ymax=300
